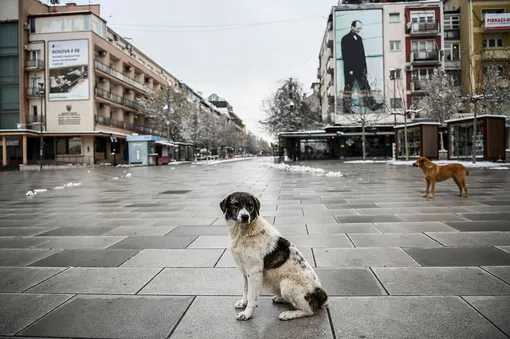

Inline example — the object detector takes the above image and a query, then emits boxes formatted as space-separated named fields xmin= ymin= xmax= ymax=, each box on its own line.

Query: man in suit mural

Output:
xmin=341 ymin=20 xmax=382 ymax=113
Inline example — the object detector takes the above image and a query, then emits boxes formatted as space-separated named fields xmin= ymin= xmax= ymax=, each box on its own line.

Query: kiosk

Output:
xmin=126 ymin=135 xmax=160 ymax=166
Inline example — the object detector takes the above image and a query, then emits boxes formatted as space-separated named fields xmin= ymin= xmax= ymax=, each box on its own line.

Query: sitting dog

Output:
xmin=220 ymin=192 xmax=328 ymax=321
xmin=413 ymin=156 xmax=469 ymax=199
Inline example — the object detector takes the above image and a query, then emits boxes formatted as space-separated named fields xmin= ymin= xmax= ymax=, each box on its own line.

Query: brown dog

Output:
xmin=413 ymin=157 xmax=469 ymax=199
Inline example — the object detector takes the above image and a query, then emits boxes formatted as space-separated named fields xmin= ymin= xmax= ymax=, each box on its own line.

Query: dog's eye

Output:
xmin=247 ymin=203 xmax=253 ymax=209
xmin=233 ymin=202 xmax=240 ymax=207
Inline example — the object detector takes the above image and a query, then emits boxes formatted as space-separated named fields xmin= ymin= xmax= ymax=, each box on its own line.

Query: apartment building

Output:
xmin=317 ymin=0 xmax=444 ymax=125
xmin=0 ymin=0 xmax=242 ymax=167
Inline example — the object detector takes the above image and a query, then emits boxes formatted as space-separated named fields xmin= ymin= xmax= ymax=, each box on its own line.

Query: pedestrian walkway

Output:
xmin=0 ymin=157 xmax=509 ymax=338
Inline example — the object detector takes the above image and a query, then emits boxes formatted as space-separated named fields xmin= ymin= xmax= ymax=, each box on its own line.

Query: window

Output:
xmin=444 ymin=14 xmax=460 ymax=30
xmin=412 ymin=68 xmax=434 ymax=80
xmin=444 ymin=42 xmax=460 ymax=61
xmin=391 ymin=98 xmax=402 ymax=109
xmin=390 ymin=40 xmax=401 ymax=51
xmin=390 ymin=69 xmax=402 ymax=79
xmin=482 ymin=9 xmax=504 ymax=21
xmin=483 ymin=36 xmax=504 ymax=48
xmin=56 ymin=137 xmax=82 ymax=155
xmin=411 ymin=11 xmax=435 ymax=23
xmin=389 ymin=13 xmax=400 ymax=23
xmin=31 ymin=105 xmax=38 ymax=118
xmin=411 ymin=40 xmax=435 ymax=51
xmin=30 ymin=50 xmax=41 ymax=61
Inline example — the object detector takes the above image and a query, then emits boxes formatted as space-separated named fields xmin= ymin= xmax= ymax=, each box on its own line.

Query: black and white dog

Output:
xmin=220 ymin=191 xmax=328 ymax=321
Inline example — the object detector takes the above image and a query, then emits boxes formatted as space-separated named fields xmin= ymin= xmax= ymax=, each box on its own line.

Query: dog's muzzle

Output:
xmin=412 ymin=163 xmax=418 ymax=167
xmin=237 ymin=208 xmax=251 ymax=224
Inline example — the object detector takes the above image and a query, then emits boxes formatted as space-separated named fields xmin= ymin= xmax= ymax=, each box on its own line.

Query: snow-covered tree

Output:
xmin=137 ymin=86 xmax=194 ymax=142
xmin=260 ymin=78 xmax=321 ymax=136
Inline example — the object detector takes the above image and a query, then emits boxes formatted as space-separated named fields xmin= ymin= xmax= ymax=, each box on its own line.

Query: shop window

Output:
xmin=449 ymin=121 xmax=484 ymax=159
xmin=95 ymin=137 xmax=106 ymax=153
xmin=56 ymin=137 xmax=82 ymax=155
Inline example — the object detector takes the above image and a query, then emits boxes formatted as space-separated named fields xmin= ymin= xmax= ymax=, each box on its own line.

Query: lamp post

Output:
xmin=389 ymin=68 xmax=401 ymax=126
xmin=38 ymin=83 xmax=45 ymax=171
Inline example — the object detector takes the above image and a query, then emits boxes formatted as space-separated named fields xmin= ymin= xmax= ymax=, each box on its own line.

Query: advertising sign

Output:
xmin=48 ymin=39 xmax=89 ymax=101
xmin=335 ymin=9 xmax=384 ymax=114
xmin=485 ymin=13 xmax=510 ymax=30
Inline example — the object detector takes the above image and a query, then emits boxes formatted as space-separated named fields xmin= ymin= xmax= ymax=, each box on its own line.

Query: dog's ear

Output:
xmin=220 ymin=195 xmax=230 ymax=213
xmin=252 ymin=195 xmax=261 ymax=215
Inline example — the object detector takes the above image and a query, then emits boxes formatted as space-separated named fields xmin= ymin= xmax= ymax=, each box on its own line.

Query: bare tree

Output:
xmin=385 ymin=73 xmax=412 ymax=160
xmin=137 ymin=86 xmax=194 ymax=142
xmin=260 ymin=78 xmax=321 ymax=137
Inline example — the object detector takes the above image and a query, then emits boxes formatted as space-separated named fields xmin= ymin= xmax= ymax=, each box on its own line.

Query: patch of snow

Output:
xmin=490 ymin=166 xmax=509 ymax=170
xmin=26 ymin=191 xmax=36 ymax=196
xmin=87 ymin=170 xmax=91 ymax=173
xmin=125 ymin=173 xmax=132 ymax=178
xmin=263 ymin=162 xmax=343 ymax=177
xmin=344 ymin=160 xmax=389 ymax=164
xmin=193 ymin=157 xmax=255 ymax=166
xmin=389 ymin=159 xmax=507 ymax=168
xmin=53 ymin=186 xmax=64 ymax=190
xmin=33 ymin=189 xmax=48 ymax=193
xmin=111 ymin=177 xmax=119 ymax=180
xmin=325 ymin=171 xmax=344 ymax=177
xmin=64 ymin=182 xmax=81 ymax=187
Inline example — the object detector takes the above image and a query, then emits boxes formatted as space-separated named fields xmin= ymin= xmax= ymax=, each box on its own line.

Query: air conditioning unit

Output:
xmin=23 ymin=23 xmax=30 ymax=30
xmin=405 ymin=65 xmax=413 ymax=72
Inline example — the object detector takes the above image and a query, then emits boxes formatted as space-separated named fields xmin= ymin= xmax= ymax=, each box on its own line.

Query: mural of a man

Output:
xmin=341 ymin=20 xmax=381 ymax=113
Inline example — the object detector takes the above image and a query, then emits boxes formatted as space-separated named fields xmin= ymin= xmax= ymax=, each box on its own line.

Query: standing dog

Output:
xmin=220 ymin=192 xmax=328 ymax=321
xmin=413 ymin=156 xmax=469 ymax=199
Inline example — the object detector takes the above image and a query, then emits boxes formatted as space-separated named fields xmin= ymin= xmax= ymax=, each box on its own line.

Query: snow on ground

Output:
xmin=193 ymin=157 xmax=255 ymax=166
xmin=125 ymin=173 xmax=132 ymax=178
xmin=389 ymin=159 xmax=509 ymax=168
xmin=344 ymin=160 xmax=389 ymax=164
xmin=490 ymin=166 xmax=509 ymax=170
xmin=263 ymin=162 xmax=344 ymax=178
xmin=26 ymin=182 xmax=81 ymax=197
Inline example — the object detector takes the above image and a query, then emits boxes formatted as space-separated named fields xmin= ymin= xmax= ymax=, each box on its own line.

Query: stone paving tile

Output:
xmin=303 ymin=208 xmax=361 ymax=216
xmin=0 ymin=267 xmax=65 ymax=292
xmin=35 ymin=226 xmax=116 ymax=237
xmin=166 ymin=226 xmax=226 ymax=236
xmin=0 ymin=227 xmax=56 ymax=237
xmin=316 ymin=268 xmax=387 ymax=296
xmin=35 ymin=236 xmax=126 ymax=249
xmin=270 ymin=224 xmax=309 ymax=235
xmin=274 ymin=216 xmax=338 ymax=224
xmin=216 ymin=248 xmax=315 ymax=267
xmin=170 ymin=297 xmax=333 ymax=339
xmin=187 ymin=235 xmax=230 ymax=248
xmin=108 ymin=235 xmax=197 ymax=249
xmin=27 ymin=267 xmax=160 ymax=294
xmin=498 ymin=246 xmax=510 ymax=254
xmin=286 ymin=234 xmax=353 ymax=248
xmin=404 ymin=247 xmax=510 ymax=266
xmin=19 ymin=295 xmax=193 ymax=339
xmin=463 ymin=296 xmax=510 ymax=337
xmin=103 ymin=226 xmax=177 ymax=236
xmin=306 ymin=223 xmax=381 ymax=234
xmin=140 ymin=268 xmax=242 ymax=295
xmin=94 ymin=219 xmax=157 ymax=227
xmin=426 ymin=232 xmax=510 ymax=247
xmin=374 ymin=221 xmax=459 ymax=233
xmin=334 ymin=215 xmax=403 ymax=223
xmin=0 ymin=293 xmax=73 ymax=336
xmin=459 ymin=213 xmax=510 ymax=221
xmin=395 ymin=213 xmax=469 ymax=222
xmin=348 ymin=233 xmax=443 ymax=248
xmin=121 ymin=249 xmax=224 ymax=268
xmin=328 ymin=296 xmax=508 ymax=339
xmin=313 ymin=248 xmax=420 ymax=267
xmin=445 ymin=221 xmax=510 ymax=232
xmin=0 ymin=237 xmax=49 ymax=249
xmin=29 ymin=249 xmax=140 ymax=267
xmin=373 ymin=267 xmax=510 ymax=295
xmin=0 ymin=249 xmax=58 ymax=267
xmin=482 ymin=266 xmax=510 ymax=285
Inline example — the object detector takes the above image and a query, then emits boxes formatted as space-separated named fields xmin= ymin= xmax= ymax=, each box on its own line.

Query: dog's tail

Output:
xmin=306 ymin=287 xmax=329 ymax=311
xmin=466 ymin=168 xmax=470 ymax=176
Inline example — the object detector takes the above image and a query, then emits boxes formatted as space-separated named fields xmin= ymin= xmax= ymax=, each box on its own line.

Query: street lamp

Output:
xmin=389 ymin=68 xmax=401 ymax=127
xmin=38 ymin=82 xmax=45 ymax=171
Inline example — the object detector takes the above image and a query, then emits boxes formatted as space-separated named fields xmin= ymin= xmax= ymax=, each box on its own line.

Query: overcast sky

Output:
xmin=72 ymin=0 xmax=335 ymax=141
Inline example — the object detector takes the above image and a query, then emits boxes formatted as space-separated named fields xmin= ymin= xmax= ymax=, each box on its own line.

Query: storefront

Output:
xmin=155 ymin=140 xmax=179 ymax=165
xmin=126 ymin=135 xmax=159 ymax=166
xmin=446 ymin=115 xmax=506 ymax=161
xmin=394 ymin=122 xmax=440 ymax=160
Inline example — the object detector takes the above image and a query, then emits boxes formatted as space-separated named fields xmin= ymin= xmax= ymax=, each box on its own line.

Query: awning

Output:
xmin=155 ymin=141 xmax=178 ymax=148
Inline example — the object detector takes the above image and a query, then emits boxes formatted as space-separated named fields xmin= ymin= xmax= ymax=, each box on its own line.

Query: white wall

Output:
xmin=0 ymin=0 xmax=18 ymax=21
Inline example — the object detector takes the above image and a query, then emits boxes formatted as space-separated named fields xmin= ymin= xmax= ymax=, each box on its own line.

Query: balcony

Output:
xmin=95 ymin=115 xmax=163 ymax=136
xmin=482 ymin=47 xmax=510 ymax=60
xmin=25 ymin=115 xmax=45 ymax=128
xmin=94 ymin=87 xmax=140 ymax=111
xmin=407 ymin=21 xmax=440 ymax=35
xmin=412 ymin=80 xmax=430 ymax=92
xmin=444 ymin=59 xmax=461 ymax=70
xmin=94 ymin=60 xmax=150 ymax=94
xmin=410 ymin=50 xmax=440 ymax=65
xmin=25 ymin=59 xmax=44 ymax=70
xmin=26 ymin=87 xmax=42 ymax=97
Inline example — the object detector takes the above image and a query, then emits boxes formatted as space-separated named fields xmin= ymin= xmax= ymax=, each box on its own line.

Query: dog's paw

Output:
xmin=422 ymin=194 xmax=429 ymax=198
xmin=236 ymin=311 xmax=252 ymax=321
xmin=279 ymin=311 xmax=299 ymax=321
xmin=272 ymin=296 xmax=286 ymax=304
xmin=234 ymin=299 xmax=247 ymax=309
xmin=428 ymin=195 xmax=435 ymax=199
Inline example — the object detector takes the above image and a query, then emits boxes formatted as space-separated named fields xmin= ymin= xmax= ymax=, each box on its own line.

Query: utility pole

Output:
xmin=38 ymin=83 xmax=45 ymax=171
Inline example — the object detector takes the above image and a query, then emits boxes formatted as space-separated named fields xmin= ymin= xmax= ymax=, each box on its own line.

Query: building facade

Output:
xmin=0 ymin=0 xmax=240 ymax=167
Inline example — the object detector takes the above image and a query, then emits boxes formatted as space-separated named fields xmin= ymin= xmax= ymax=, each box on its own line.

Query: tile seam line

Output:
xmin=479 ymin=266 xmax=510 ymax=288
xmin=369 ymin=267 xmax=390 ymax=296
xmin=13 ymin=293 xmax=77 ymax=336
xmin=459 ymin=296 xmax=510 ymax=339
xmin=134 ymin=267 xmax=165 ymax=295
xmin=213 ymin=248 xmax=228 ymax=268
xmin=326 ymin=307 xmax=338 ymax=339
xmin=21 ymin=266 xmax=71 ymax=293
xmin=422 ymin=232 xmax=447 ymax=247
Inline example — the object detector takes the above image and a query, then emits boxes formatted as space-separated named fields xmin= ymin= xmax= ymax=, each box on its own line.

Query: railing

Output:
xmin=26 ymin=87 xmax=41 ymax=97
xmin=408 ymin=21 xmax=440 ymax=34
xmin=94 ymin=87 xmax=140 ymax=111
xmin=25 ymin=115 xmax=45 ymax=124
xmin=411 ymin=50 xmax=439 ymax=62
xmin=94 ymin=60 xmax=150 ymax=93
xmin=412 ymin=80 xmax=430 ymax=91
xmin=25 ymin=59 xmax=44 ymax=69
xmin=95 ymin=115 xmax=164 ymax=136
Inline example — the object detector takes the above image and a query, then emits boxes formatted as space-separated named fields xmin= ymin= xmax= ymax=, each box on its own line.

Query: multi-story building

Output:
xmin=0 ymin=0 xmax=229 ymax=167
xmin=207 ymin=94 xmax=245 ymax=135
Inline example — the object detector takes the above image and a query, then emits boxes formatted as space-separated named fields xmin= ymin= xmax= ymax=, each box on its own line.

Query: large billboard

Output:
xmin=335 ymin=9 xmax=384 ymax=115
xmin=48 ymin=39 xmax=89 ymax=101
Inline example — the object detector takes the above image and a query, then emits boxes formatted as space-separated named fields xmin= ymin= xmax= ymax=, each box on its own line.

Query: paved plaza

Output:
xmin=0 ymin=157 xmax=509 ymax=339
